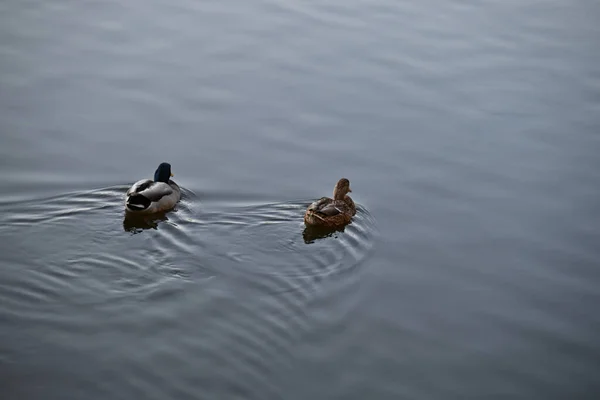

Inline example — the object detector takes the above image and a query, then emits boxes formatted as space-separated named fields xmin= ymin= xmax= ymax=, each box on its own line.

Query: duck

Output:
xmin=304 ymin=178 xmax=356 ymax=228
xmin=125 ymin=162 xmax=181 ymax=213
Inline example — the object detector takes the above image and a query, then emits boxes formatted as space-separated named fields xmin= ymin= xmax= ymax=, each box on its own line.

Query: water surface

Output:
xmin=1 ymin=0 xmax=599 ymax=399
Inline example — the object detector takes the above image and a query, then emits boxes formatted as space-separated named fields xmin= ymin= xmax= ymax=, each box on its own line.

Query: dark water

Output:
xmin=1 ymin=0 xmax=599 ymax=399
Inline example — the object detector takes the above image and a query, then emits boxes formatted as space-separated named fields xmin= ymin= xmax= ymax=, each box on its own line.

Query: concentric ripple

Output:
xmin=0 ymin=187 xmax=377 ymax=399
xmin=188 ymin=202 xmax=376 ymax=275
xmin=0 ymin=186 xmax=199 ymax=302
xmin=157 ymin=200 xmax=378 ymax=398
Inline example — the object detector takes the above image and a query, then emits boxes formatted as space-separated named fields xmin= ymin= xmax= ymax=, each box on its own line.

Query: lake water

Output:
xmin=1 ymin=0 xmax=599 ymax=399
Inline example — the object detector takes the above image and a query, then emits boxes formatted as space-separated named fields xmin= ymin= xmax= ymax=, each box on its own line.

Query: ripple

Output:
xmin=0 ymin=186 xmax=202 ymax=304
xmin=0 ymin=186 xmax=125 ymax=226
xmin=154 ymin=200 xmax=378 ymax=398
xmin=187 ymin=201 xmax=376 ymax=278
xmin=0 ymin=187 xmax=377 ymax=303
xmin=0 ymin=186 xmax=377 ymax=399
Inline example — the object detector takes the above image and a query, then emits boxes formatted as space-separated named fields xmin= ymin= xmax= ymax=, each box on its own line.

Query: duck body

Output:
xmin=304 ymin=178 xmax=356 ymax=228
xmin=125 ymin=162 xmax=181 ymax=214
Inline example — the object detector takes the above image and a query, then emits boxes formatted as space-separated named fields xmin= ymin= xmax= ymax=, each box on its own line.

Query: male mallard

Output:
xmin=304 ymin=178 xmax=356 ymax=228
xmin=125 ymin=162 xmax=181 ymax=213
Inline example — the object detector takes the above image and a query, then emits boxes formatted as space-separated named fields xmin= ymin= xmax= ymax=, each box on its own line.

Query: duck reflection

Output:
xmin=123 ymin=211 xmax=169 ymax=233
xmin=302 ymin=224 xmax=347 ymax=244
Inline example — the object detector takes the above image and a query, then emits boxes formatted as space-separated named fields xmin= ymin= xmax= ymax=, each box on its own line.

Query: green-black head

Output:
xmin=154 ymin=162 xmax=174 ymax=183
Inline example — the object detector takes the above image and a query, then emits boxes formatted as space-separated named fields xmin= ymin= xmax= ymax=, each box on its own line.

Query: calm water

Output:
xmin=1 ymin=0 xmax=599 ymax=399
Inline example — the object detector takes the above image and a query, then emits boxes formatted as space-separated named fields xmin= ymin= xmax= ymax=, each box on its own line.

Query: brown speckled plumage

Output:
xmin=304 ymin=178 xmax=356 ymax=228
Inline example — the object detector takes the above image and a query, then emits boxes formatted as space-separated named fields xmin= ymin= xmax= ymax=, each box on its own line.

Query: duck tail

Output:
xmin=126 ymin=194 xmax=151 ymax=211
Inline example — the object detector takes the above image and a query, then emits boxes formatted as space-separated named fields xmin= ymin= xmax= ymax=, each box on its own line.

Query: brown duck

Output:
xmin=304 ymin=178 xmax=356 ymax=228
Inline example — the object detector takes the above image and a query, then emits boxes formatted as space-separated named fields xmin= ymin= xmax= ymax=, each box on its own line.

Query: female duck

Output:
xmin=125 ymin=162 xmax=181 ymax=213
xmin=304 ymin=178 xmax=356 ymax=228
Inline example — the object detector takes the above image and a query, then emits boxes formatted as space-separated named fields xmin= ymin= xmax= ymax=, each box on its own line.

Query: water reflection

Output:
xmin=302 ymin=224 xmax=348 ymax=244
xmin=123 ymin=211 xmax=170 ymax=233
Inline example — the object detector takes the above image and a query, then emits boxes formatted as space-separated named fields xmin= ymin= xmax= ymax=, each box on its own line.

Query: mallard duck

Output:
xmin=125 ymin=162 xmax=181 ymax=213
xmin=304 ymin=178 xmax=356 ymax=228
